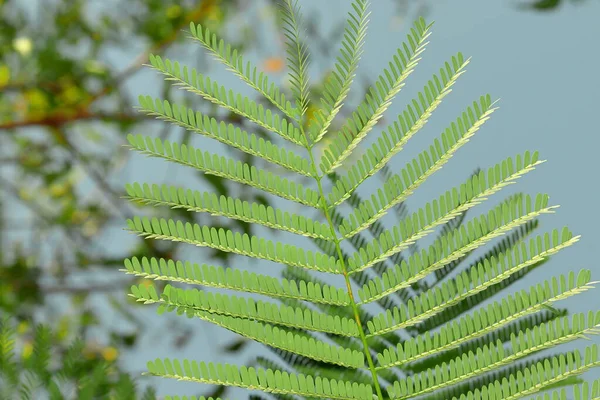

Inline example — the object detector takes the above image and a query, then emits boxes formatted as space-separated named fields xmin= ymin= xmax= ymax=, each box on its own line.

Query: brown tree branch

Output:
xmin=41 ymin=279 xmax=137 ymax=294
xmin=0 ymin=111 xmax=152 ymax=130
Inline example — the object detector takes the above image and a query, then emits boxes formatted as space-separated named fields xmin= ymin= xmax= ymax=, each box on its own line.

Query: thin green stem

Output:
xmin=300 ymin=124 xmax=385 ymax=400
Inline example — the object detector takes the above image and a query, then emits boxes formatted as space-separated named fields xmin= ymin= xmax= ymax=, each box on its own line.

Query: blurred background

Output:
xmin=1 ymin=0 xmax=598 ymax=398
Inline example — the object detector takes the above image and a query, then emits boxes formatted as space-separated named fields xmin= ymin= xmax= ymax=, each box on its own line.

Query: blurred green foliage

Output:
xmin=0 ymin=0 xmax=281 ymax=395
xmin=519 ymin=0 xmax=590 ymax=11
xmin=0 ymin=314 xmax=159 ymax=399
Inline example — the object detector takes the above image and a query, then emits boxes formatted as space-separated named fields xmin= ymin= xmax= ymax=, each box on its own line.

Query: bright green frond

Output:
xmin=312 ymin=204 xmax=413 ymax=317
xmin=433 ymin=216 xmax=538 ymax=283
xmin=198 ymin=312 xmax=364 ymax=368
xmin=418 ymin=352 xmax=584 ymax=400
xmin=280 ymin=265 xmax=404 ymax=358
xmin=270 ymin=345 xmax=386 ymax=387
xmin=146 ymin=55 xmax=307 ymax=148
xmin=326 ymin=53 xmax=469 ymax=203
xmin=125 ymin=134 xmax=320 ymax=208
xmin=377 ymin=301 xmax=572 ymax=370
xmin=145 ymin=359 xmax=373 ymax=400
xmin=348 ymin=191 xmax=556 ymax=275
xmin=125 ymin=216 xmax=341 ymax=273
xmin=407 ymin=308 xmax=567 ymax=374
xmin=280 ymin=0 xmax=311 ymax=116
xmin=293 ymin=364 xmax=385 ymax=393
xmin=357 ymin=222 xmax=572 ymax=306
xmin=129 ymin=283 xmax=359 ymax=337
xmin=309 ymin=0 xmax=370 ymax=144
xmin=124 ymin=182 xmax=333 ymax=240
xmin=365 ymin=268 xmax=595 ymax=338
xmin=188 ymin=22 xmax=299 ymax=121
xmin=281 ymin=266 xmax=369 ymax=330
xmin=447 ymin=345 xmax=600 ymax=400
xmin=390 ymin=344 xmax=600 ymax=400
xmin=122 ymin=3 xmax=598 ymax=398
xmin=122 ymin=256 xmax=349 ymax=306
xmin=328 ymin=94 xmax=496 ymax=209
xmin=407 ymin=199 xmax=471 ymax=294
xmin=338 ymin=150 xmax=542 ymax=239
xmin=532 ymin=379 xmax=600 ymax=400
xmin=417 ymin=240 xmax=557 ymax=334
xmin=383 ymin=312 xmax=600 ymax=397
xmin=136 ymin=95 xmax=308 ymax=165
xmin=319 ymin=17 xmax=433 ymax=175
xmin=326 ymin=171 xmax=416 ymax=306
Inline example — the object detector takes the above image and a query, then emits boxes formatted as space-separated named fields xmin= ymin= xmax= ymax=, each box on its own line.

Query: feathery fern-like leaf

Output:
xmin=308 ymin=0 xmax=369 ymax=144
xmin=319 ymin=17 xmax=433 ymax=174
xmin=280 ymin=0 xmax=311 ymax=117
xmin=188 ymin=21 xmax=299 ymax=121
xmin=122 ymin=1 xmax=598 ymax=399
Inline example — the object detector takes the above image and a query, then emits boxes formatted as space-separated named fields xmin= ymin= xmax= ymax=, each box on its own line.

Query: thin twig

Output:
xmin=41 ymin=279 xmax=137 ymax=294
xmin=0 ymin=111 xmax=151 ymax=130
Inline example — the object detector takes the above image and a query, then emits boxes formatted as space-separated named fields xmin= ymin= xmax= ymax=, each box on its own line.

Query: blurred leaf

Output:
xmin=108 ymin=294 xmax=144 ymax=328
xmin=541 ymin=303 xmax=562 ymax=315
xmin=80 ymin=309 xmax=98 ymax=327
xmin=223 ymin=338 xmax=248 ymax=353
xmin=519 ymin=0 xmax=561 ymax=10
xmin=202 ymin=173 xmax=229 ymax=197
xmin=110 ymin=331 xmax=138 ymax=348
xmin=0 ymin=64 xmax=9 ymax=86
xmin=205 ymin=384 xmax=227 ymax=399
